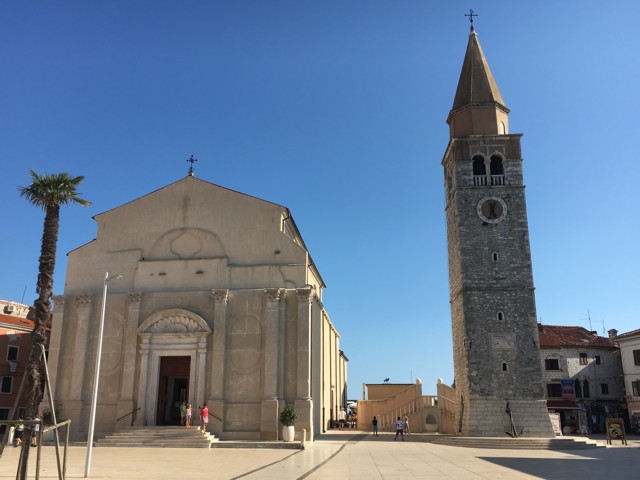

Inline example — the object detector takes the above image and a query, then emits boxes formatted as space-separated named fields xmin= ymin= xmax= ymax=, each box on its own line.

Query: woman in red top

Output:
xmin=200 ymin=404 xmax=209 ymax=433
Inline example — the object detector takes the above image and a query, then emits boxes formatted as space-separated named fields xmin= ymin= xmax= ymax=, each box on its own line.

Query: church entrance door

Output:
xmin=156 ymin=356 xmax=190 ymax=425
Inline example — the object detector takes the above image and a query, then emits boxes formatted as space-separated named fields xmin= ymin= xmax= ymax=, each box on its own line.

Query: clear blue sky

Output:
xmin=1 ymin=1 xmax=638 ymax=397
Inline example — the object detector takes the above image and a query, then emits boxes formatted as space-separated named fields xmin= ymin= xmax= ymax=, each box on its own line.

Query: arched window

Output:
xmin=575 ymin=379 xmax=583 ymax=398
xmin=490 ymin=155 xmax=505 ymax=185
xmin=502 ymin=362 xmax=508 ymax=372
xmin=499 ymin=121 xmax=506 ymax=134
xmin=583 ymin=379 xmax=590 ymax=398
xmin=497 ymin=311 xmax=504 ymax=321
xmin=492 ymin=252 xmax=499 ymax=262
xmin=490 ymin=155 xmax=504 ymax=175
xmin=472 ymin=155 xmax=486 ymax=175
xmin=472 ymin=155 xmax=487 ymax=186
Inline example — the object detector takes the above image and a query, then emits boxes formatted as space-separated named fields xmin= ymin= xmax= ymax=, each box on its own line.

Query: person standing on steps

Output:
xmin=372 ymin=416 xmax=379 ymax=436
xmin=186 ymin=404 xmax=192 ymax=428
xmin=200 ymin=404 xmax=209 ymax=433
xmin=180 ymin=401 xmax=187 ymax=425
xmin=394 ymin=416 xmax=404 ymax=441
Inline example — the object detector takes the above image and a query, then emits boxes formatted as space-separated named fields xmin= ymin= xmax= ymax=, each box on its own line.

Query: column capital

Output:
xmin=52 ymin=295 xmax=66 ymax=309
xmin=264 ymin=288 xmax=285 ymax=303
xmin=128 ymin=292 xmax=143 ymax=305
xmin=212 ymin=289 xmax=229 ymax=305
xmin=296 ymin=288 xmax=313 ymax=304
xmin=75 ymin=294 xmax=93 ymax=307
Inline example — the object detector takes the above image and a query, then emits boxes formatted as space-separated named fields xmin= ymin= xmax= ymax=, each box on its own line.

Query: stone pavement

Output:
xmin=1 ymin=431 xmax=639 ymax=479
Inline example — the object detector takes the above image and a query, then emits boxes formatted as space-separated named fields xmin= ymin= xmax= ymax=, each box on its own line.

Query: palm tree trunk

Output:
xmin=18 ymin=204 xmax=59 ymax=479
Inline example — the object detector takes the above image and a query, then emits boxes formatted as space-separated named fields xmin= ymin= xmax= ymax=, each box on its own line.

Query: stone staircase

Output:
xmin=96 ymin=426 xmax=218 ymax=448
xmin=422 ymin=435 xmax=604 ymax=450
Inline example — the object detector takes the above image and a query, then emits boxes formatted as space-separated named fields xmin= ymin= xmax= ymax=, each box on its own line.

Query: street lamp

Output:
xmin=84 ymin=272 xmax=122 ymax=478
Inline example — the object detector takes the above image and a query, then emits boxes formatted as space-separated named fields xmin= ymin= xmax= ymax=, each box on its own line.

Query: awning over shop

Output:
xmin=547 ymin=400 xmax=582 ymax=410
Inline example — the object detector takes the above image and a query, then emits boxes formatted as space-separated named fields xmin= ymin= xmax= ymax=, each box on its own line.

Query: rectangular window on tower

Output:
xmin=594 ymin=355 xmax=602 ymax=365
xmin=579 ymin=353 xmax=588 ymax=365
xmin=601 ymin=383 xmax=609 ymax=395
xmin=633 ymin=380 xmax=640 ymax=397
xmin=633 ymin=349 xmax=640 ymax=366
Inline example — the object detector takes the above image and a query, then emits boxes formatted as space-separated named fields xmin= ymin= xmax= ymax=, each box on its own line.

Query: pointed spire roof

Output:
xmin=447 ymin=27 xmax=510 ymax=137
xmin=451 ymin=29 xmax=507 ymax=111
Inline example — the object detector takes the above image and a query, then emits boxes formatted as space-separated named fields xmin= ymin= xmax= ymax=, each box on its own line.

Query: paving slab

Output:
xmin=1 ymin=430 xmax=639 ymax=479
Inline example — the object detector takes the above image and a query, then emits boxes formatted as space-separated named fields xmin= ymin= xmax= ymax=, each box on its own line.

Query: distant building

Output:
xmin=538 ymin=324 xmax=624 ymax=434
xmin=613 ymin=328 xmax=640 ymax=433
xmin=0 ymin=300 xmax=37 ymax=428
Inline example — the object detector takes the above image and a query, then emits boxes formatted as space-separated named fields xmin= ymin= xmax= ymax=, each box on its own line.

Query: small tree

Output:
xmin=17 ymin=170 xmax=90 ymax=479
xmin=279 ymin=405 xmax=298 ymax=427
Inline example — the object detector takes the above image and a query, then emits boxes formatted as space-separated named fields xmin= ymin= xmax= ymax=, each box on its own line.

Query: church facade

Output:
xmin=442 ymin=24 xmax=554 ymax=437
xmin=47 ymin=175 xmax=346 ymax=441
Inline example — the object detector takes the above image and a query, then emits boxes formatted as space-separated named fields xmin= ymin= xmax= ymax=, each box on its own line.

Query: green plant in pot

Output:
xmin=279 ymin=405 xmax=298 ymax=442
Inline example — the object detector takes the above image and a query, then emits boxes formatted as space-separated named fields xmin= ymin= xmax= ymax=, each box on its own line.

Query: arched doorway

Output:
xmin=136 ymin=309 xmax=211 ymax=426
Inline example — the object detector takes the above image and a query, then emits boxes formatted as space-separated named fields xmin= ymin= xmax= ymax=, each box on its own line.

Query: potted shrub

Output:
xmin=279 ymin=405 xmax=298 ymax=442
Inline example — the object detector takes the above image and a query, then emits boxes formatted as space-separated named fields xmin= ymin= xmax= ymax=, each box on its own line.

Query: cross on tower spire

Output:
xmin=465 ymin=9 xmax=478 ymax=31
xmin=186 ymin=155 xmax=198 ymax=176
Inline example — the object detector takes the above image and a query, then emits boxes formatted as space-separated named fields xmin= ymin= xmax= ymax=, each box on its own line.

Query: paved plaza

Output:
xmin=1 ymin=431 xmax=639 ymax=479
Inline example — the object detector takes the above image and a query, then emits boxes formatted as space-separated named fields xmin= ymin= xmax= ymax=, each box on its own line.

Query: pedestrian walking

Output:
xmin=31 ymin=418 xmax=40 ymax=446
xmin=372 ymin=416 xmax=378 ymax=436
xmin=338 ymin=407 xmax=347 ymax=430
xmin=403 ymin=414 xmax=410 ymax=434
xmin=394 ymin=416 xmax=404 ymax=441
xmin=200 ymin=404 xmax=209 ymax=433
xmin=186 ymin=404 xmax=192 ymax=428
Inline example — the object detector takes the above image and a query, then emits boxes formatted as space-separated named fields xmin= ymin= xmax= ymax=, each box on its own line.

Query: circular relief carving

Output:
xmin=229 ymin=315 xmax=262 ymax=374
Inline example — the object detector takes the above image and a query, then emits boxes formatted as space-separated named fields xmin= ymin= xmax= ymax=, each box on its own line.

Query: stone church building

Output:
xmin=47 ymin=174 xmax=347 ymax=441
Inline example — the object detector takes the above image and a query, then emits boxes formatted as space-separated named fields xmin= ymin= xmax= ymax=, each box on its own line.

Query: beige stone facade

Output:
xmin=46 ymin=175 xmax=345 ymax=441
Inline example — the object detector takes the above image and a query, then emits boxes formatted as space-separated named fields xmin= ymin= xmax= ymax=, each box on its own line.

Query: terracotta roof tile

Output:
xmin=538 ymin=324 xmax=616 ymax=349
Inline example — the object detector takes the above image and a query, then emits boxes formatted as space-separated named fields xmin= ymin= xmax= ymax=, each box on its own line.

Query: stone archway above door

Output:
xmin=138 ymin=308 xmax=211 ymax=335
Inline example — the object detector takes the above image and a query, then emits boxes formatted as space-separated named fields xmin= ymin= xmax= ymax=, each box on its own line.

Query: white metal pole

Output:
xmin=84 ymin=272 xmax=109 ymax=478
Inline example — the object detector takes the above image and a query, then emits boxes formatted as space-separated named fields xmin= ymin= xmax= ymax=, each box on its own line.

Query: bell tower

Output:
xmin=442 ymin=22 xmax=554 ymax=437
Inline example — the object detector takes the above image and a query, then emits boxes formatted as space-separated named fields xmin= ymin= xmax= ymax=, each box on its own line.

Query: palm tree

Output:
xmin=17 ymin=170 xmax=90 ymax=478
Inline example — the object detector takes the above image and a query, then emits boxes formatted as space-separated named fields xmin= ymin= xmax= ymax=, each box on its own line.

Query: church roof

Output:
xmin=451 ymin=29 xmax=508 ymax=112
xmin=538 ymin=324 xmax=617 ymax=349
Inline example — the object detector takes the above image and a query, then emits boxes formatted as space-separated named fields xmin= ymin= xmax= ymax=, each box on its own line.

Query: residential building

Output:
xmin=538 ymin=324 xmax=624 ymax=434
xmin=0 ymin=300 xmax=36 ymax=430
xmin=613 ymin=328 xmax=640 ymax=433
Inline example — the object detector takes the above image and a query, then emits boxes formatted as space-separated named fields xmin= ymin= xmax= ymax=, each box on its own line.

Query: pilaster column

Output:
xmin=260 ymin=288 xmax=284 ymax=440
xmin=263 ymin=288 xmax=282 ymax=398
xmin=69 ymin=295 xmax=93 ymax=402
xmin=116 ymin=292 xmax=142 ymax=426
xmin=295 ymin=288 xmax=312 ymax=400
xmin=196 ymin=337 xmax=208 ymax=408
xmin=295 ymin=288 xmax=313 ymax=441
xmin=209 ymin=289 xmax=228 ymax=436
xmin=134 ymin=339 xmax=151 ymax=426
xmin=45 ymin=295 xmax=66 ymax=403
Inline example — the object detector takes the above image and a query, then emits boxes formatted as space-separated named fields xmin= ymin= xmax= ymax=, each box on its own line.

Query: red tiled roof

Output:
xmin=616 ymin=328 xmax=640 ymax=339
xmin=538 ymin=324 xmax=616 ymax=349
xmin=0 ymin=313 xmax=36 ymax=332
